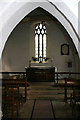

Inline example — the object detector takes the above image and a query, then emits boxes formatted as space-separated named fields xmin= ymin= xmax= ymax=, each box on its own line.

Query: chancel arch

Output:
xmin=1 ymin=6 xmax=79 ymax=73
xmin=0 ymin=1 xmax=80 ymax=61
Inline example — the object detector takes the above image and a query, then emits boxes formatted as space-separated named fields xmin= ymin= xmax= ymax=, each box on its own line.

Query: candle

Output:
xmin=29 ymin=60 xmax=31 ymax=67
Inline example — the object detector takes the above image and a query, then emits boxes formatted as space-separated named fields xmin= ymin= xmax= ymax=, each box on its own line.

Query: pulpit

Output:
xmin=25 ymin=66 xmax=55 ymax=82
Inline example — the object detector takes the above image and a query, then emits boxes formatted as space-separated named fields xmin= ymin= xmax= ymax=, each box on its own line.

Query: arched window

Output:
xmin=35 ymin=22 xmax=47 ymax=62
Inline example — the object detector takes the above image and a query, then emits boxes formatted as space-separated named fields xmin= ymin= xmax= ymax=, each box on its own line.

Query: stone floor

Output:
xmin=19 ymin=82 xmax=76 ymax=119
xmin=2 ymin=81 xmax=80 ymax=120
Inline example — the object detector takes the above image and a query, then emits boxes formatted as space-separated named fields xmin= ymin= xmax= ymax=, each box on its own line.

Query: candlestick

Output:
xmin=51 ymin=58 xmax=53 ymax=67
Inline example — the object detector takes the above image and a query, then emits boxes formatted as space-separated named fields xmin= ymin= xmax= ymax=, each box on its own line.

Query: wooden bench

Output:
xmin=64 ymin=78 xmax=80 ymax=102
xmin=2 ymin=77 xmax=30 ymax=102
xmin=70 ymin=87 xmax=80 ymax=118
xmin=2 ymin=87 xmax=20 ymax=117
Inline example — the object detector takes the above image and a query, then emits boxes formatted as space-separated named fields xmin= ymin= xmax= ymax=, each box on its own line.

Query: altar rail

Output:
xmin=0 ymin=71 xmax=80 ymax=80
xmin=0 ymin=72 xmax=26 ymax=78
xmin=55 ymin=72 xmax=80 ymax=83
xmin=0 ymin=71 xmax=80 ymax=102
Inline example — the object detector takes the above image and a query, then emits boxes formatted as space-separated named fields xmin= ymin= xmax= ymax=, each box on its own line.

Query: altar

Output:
xmin=25 ymin=66 xmax=55 ymax=82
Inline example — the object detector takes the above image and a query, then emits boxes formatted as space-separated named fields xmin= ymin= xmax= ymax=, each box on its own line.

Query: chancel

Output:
xmin=0 ymin=0 xmax=80 ymax=119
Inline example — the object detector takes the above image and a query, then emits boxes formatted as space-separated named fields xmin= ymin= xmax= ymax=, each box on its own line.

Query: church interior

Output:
xmin=0 ymin=0 xmax=80 ymax=119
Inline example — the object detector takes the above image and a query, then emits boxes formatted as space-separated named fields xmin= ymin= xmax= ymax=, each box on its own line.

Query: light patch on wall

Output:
xmin=78 ymin=1 xmax=80 ymax=36
xmin=78 ymin=1 xmax=80 ymax=57
xmin=3 ymin=64 xmax=11 ymax=72
xmin=62 ymin=0 xmax=78 ymax=18
xmin=0 ymin=59 xmax=2 ymax=72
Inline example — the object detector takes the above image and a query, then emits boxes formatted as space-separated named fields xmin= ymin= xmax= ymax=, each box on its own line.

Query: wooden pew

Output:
xmin=64 ymin=78 xmax=80 ymax=102
xmin=2 ymin=77 xmax=29 ymax=102
xmin=2 ymin=87 xmax=20 ymax=117
xmin=69 ymin=81 xmax=80 ymax=117
xmin=54 ymin=78 xmax=80 ymax=102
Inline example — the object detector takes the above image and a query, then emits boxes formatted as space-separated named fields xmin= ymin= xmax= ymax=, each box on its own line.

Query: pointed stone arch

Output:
xmin=0 ymin=1 xmax=80 ymax=59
